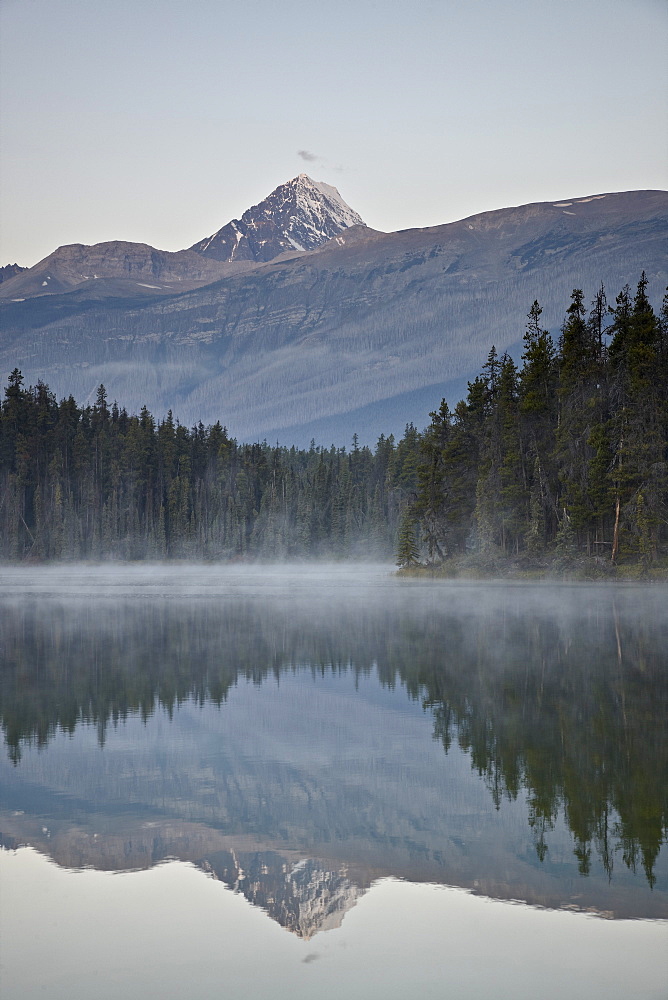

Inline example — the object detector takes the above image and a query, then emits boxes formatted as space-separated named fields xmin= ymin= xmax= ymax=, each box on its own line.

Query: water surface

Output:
xmin=0 ymin=564 xmax=666 ymax=998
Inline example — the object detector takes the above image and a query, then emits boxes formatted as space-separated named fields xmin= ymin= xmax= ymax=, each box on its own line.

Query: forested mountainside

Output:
xmin=1 ymin=275 xmax=666 ymax=571
xmin=1 ymin=190 xmax=665 ymax=444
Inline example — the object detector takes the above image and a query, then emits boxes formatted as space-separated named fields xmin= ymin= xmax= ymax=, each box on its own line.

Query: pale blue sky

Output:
xmin=1 ymin=0 xmax=666 ymax=266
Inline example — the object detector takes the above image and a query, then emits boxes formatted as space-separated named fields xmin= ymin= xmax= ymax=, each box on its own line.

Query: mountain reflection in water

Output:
xmin=0 ymin=566 xmax=666 ymax=934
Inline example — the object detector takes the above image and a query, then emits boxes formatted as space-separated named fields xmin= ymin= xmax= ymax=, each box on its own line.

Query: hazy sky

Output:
xmin=1 ymin=0 xmax=666 ymax=266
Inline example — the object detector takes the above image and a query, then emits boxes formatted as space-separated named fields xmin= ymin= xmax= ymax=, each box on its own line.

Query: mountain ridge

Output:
xmin=0 ymin=186 xmax=665 ymax=444
xmin=0 ymin=173 xmax=365 ymax=300
xmin=0 ymin=240 xmax=255 ymax=301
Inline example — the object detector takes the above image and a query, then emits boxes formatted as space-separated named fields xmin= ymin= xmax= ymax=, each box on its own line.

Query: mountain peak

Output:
xmin=189 ymin=175 xmax=365 ymax=263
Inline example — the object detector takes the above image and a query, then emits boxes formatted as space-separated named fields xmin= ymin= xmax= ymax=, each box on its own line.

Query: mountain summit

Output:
xmin=189 ymin=174 xmax=365 ymax=263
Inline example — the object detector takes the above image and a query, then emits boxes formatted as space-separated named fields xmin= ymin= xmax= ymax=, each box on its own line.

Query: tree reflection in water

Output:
xmin=1 ymin=583 xmax=666 ymax=887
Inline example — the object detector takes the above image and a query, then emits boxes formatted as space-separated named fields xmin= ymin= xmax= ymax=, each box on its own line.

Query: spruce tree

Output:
xmin=396 ymin=504 xmax=419 ymax=567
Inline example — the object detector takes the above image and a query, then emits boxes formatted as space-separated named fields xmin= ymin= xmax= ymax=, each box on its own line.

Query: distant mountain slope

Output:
xmin=0 ymin=264 xmax=27 ymax=285
xmin=189 ymin=173 xmax=365 ymax=262
xmin=0 ymin=241 xmax=251 ymax=301
xmin=0 ymin=173 xmax=362 ymax=299
xmin=1 ymin=189 xmax=666 ymax=444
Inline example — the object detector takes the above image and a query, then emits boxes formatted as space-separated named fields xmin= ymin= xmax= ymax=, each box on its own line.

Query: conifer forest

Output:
xmin=1 ymin=274 xmax=666 ymax=571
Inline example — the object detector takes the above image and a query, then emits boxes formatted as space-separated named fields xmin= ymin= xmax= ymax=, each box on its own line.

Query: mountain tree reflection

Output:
xmin=0 ymin=591 xmax=665 ymax=886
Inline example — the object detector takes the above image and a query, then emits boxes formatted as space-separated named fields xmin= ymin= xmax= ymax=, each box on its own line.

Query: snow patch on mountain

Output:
xmin=189 ymin=174 xmax=365 ymax=264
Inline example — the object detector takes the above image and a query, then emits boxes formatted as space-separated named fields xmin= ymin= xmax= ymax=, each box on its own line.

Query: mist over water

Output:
xmin=1 ymin=563 xmax=666 ymax=998
xmin=0 ymin=561 xmax=398 ymax=601
xmin=2 ymin=558 xmax=666 ymax=612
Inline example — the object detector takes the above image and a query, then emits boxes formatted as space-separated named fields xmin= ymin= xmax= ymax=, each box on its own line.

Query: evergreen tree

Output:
xmin=396 ymin=503 xmax=419 ymax=567
xmin=519 ymin=300 xmax=558 ymax=547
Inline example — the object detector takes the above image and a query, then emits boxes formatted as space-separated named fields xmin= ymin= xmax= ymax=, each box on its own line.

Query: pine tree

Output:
xmin=608 ymin=275 xmax=662 ymax=562
xmin=416 ymin=399 xmax=451 ymax=562
xmin=519 ymin=300 xmax=558 ymax=548
xmin=556 ymin=289 xmax=602 ymax=550
xmin=396 ymin=503 xmax=419 ymax=567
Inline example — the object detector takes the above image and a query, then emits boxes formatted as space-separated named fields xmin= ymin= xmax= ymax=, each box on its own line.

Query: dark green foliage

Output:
xmin=414 ymin=277 xmax=668 ymax=565
xmin=0 ymin=383 xmax=422 ymax=562
xmin=396 ymin=503 xmax=419 ymax=567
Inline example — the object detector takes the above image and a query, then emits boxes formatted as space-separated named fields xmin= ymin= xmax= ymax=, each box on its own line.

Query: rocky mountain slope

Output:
xmin=0 ymin=241 xmax=248 ymax=300
xmin=0 ymin=173 xmax=362 ymax=301
xmin=1 ymin=186 xmax=666 ymax=444
xmin=189 ymin=173 xmax=365 ymax=262
xmin=0 ymin=263 xmax=27 ymax=285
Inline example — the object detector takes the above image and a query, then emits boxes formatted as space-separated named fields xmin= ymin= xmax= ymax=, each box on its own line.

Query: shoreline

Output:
xmin=397 ymin=557 xmax=668 ymax=583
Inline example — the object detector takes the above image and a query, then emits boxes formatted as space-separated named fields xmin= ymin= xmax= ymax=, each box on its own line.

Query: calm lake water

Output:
xmin=0 ymin=564 xmax=666 ymax=999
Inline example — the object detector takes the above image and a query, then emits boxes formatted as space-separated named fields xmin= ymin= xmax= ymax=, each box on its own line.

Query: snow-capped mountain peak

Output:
xmin=291 ymin=173 xmax=364 ymax=231
xmin=189 ymin=175 xmax=365 ymax=263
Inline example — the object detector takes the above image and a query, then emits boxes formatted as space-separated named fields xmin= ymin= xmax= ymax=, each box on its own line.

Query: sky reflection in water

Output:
xmin=0 ymin=564 xmax=666 ymax=997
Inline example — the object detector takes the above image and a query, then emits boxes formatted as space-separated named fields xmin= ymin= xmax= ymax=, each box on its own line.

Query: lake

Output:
xmin=0 ymin=564 xmax=666 ymax=999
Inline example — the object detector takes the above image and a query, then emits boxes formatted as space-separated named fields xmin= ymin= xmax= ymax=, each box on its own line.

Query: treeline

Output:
xmin=404 ymin=273 xmax=668 ymax=570
xmin=1 ymin=273 xmax=666 ymax=567
xmin=0 ymin=373 xmax=420 ymax=560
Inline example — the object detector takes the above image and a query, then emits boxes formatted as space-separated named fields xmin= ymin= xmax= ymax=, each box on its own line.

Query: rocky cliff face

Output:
xmin=189 ymin=173 xmax=365 ymax=262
